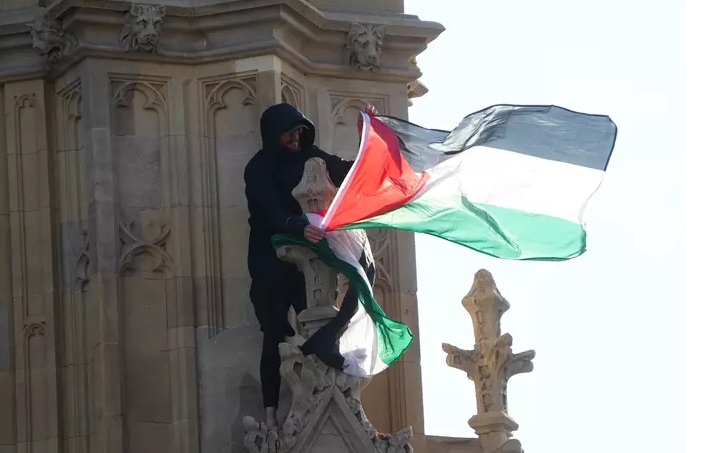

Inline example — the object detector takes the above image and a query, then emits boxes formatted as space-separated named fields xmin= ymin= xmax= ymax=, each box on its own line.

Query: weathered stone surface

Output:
xmin=244 ymin=343 xmax=416 ymax=453
xmin=198 ymin=325 xmax=294 ymax=453
xmin=425 ymin=436 xmax=481 ymax=453
xmin=29 ymin=9 xmax=78 ymax=67
xmin=0 ymin=0 xmax=444 ymax=83
xmin=0 ymin=300 xmax=10 ymax=372
xmin=0 ymin=1 xmax=444 ymax=451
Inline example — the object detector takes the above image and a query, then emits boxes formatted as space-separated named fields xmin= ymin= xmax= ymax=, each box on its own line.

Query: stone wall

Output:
xmin=0 ymin=1 xmax=444 ymax=452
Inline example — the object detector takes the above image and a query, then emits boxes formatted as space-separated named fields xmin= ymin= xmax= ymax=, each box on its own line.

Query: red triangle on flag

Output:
xmin=323 ymin=113 xmax=429 ymax=231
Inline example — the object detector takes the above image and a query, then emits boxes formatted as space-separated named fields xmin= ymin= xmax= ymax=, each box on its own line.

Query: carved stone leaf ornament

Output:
xmin=120 ymin=3 xmax=166 ymax=54
xmin=344 ymin=23 xmax=386 ymax=72
xmin=29 ymin=11 xmax=78 ymax=66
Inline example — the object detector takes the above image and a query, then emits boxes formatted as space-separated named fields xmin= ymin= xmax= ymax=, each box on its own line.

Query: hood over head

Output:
xmin=260 ymin=103 xmax=316 ymax=151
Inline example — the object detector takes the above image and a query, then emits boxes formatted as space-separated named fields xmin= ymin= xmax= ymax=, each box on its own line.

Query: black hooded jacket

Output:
xmin=244 ymin=103 xmax=353 ymax=274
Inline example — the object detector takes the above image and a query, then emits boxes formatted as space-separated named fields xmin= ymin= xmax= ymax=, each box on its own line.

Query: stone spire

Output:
xmin=243 ymin=157 xmax=414 ymax=453
xmin=442 ymin=269 xmax=535 ymax=453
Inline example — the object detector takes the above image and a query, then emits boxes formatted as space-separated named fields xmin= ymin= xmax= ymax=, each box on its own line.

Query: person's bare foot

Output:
xmin=265 ymin=406 xmax=278 ymax=431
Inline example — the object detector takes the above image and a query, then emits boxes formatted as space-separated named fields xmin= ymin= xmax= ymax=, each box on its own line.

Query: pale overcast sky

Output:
xmin=404 ymin=1 xmax=685 ymax=452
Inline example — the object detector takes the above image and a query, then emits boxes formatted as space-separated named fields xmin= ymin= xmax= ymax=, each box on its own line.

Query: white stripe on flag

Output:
xmin=306 ymin=213 xmax=387 ymax=376
xmin=420 ymin=146 xmax=605 ymax=224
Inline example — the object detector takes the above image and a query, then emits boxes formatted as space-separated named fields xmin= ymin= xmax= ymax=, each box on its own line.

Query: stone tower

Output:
xmin=0 ymin=1 xmax=444 ymax=452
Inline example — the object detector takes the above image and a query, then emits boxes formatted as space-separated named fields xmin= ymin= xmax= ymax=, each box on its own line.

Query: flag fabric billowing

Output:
xmin=271 ymin=104 xmax=616 ymax=376
xmin=272 ymin=213 xmax=412 ymax=377
xmin=321 ymin=104 xmax=618 ymax=261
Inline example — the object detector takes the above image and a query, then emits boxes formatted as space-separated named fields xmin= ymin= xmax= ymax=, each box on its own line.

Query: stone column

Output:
xmin=243 ymin=157 xmax=415 ymax=453
xmin=442 ymin=270 xmax=536 ymax=453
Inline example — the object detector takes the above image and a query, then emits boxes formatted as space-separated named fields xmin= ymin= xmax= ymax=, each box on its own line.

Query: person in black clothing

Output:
xmin=244 ymin=102 xmax=376 ymax=430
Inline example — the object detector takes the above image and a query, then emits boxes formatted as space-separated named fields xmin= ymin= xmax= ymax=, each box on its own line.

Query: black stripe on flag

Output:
xmin=378 ymin=104 xmax=617 ymax=173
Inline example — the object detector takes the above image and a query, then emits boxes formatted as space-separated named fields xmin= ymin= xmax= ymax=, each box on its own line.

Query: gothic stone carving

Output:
xmin=244 ymin=344 xmax=413 ymax=453
xmin=442 ymin=269 xmax=535 ymax=453
xmin=344 ymin=23 xmax=386 ymax=72
xmin=74 ymin=230 xmax=91 ymax=291
xmin=276 ymin=158 xmax=339 ymax=335
xmin=29 ymin=11 xmax=78 ymax=66
xmin=118 ymin=218 xmax=173 ymax=274
xmin=276 ymin=243 xmax=339 ymax=337
xmin=120 ymin=3 xmax=166 ymax=54
xmin=281 ymin=75 xmax=305 ymax=110
xmin=290 ymin=158 xmax=337 ymax=214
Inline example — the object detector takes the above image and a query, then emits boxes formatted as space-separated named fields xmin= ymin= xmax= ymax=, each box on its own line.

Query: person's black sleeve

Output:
xmin=322 ymin=153 xmax=354 ymax=187
xmin=244 ymin=159 xmax=308 ymax=237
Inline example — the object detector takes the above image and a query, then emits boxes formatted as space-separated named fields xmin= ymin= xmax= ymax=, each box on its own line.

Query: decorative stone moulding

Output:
xmin=1 ymin=0 xmax=444 ymax=83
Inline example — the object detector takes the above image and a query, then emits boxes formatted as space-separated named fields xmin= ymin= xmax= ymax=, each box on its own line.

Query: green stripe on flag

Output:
xmin=341 ymin=195 xmax=587 ymax=261
xmin=271 ymin=234 xmax=413 ymax=366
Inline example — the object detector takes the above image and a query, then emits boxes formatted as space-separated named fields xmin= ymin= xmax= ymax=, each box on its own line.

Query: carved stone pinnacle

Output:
xmin=463 ymin=269 xmax=510 ymax=343
xmin=290 ymin=157 xmax=337 ymax=214
xmin=276 ymin=157 xmax=339 ymax=337
xmin=442 ymin=269 xmax=535 ymax=453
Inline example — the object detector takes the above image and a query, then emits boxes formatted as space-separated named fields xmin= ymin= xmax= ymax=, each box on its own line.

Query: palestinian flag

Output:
xmin=272 ymin=214 xmax=412 ymax=376
xmin=320 ymin=104 xmax=618 ymax=260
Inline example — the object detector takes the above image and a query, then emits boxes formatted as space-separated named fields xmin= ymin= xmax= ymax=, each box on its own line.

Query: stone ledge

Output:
xmin=425 ymin=435 xmax=482 ymax=453
xmin=0 ymin=0 xmax=444 ymax=83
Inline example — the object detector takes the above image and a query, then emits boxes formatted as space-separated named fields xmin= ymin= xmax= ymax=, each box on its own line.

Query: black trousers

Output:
xmin=249 ymin=261 xmax=306 ymax=409
xmin=249 ymin=258 xmax=375 ymax=409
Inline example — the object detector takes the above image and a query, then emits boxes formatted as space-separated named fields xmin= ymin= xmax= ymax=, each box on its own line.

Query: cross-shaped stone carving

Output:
xmin=442 ymin=269 xmax=535 ymax=453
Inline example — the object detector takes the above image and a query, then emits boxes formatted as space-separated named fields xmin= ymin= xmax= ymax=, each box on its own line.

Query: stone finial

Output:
xmin=29 ymin=11 xmax=78 ymax=66
xmin=441 ymin=269 xmax=535 ymax=453
xmin=277 ymin=157 xmax=339 ymax=337
xmin=344 ymin=23 xmax=386 ymax=72
xmin=120 ymin=3 xmax=166 ymax=54
xmin=291 ymin=157 xmax=337 ymax=214
xmin=276 ymin=243 xmax=339 ymax=337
